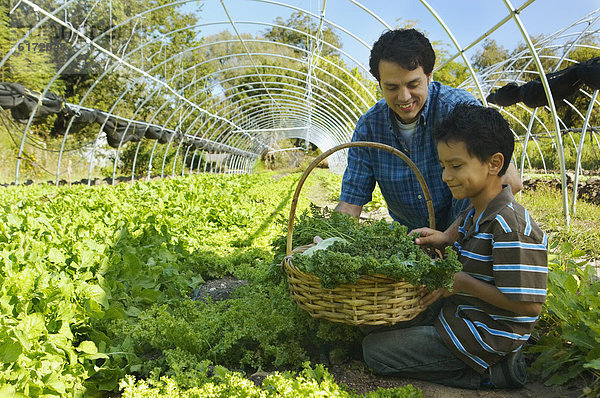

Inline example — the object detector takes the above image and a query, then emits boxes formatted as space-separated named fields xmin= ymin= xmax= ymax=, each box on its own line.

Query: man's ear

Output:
xmin=489 ymin=153 xmax=504 ymax=176
xmin=426 ymin=73 xmax=433 ymax=85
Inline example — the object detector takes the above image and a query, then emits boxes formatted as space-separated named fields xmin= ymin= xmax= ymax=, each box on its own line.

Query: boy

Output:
xmin=362 ymin=104 xmax=548 ymax=390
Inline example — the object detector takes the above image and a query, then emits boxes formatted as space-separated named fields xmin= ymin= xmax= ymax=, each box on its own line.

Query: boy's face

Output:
xmin=379 ymin=60 xmax=431 ymax=124
xmin=437 ymin=140 xmax=495 ymax=201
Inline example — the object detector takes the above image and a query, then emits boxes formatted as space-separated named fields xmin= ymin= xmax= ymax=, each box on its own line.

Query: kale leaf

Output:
xmin=279 ymin=207 xmax=461 ymax=290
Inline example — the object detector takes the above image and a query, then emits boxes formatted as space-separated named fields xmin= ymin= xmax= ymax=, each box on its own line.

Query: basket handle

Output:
xmin=286 ymin=141 xmax=436 ymax=256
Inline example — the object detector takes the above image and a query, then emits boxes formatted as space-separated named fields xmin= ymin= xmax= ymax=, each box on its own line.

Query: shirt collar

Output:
xmin=482 ymin=185 xmax=514 ymax=219
xmin=471 ymin=185 xmax=514 ymax=227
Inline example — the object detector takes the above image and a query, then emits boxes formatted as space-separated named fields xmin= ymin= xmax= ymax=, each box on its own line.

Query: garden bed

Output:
xmin=0 ymin=170 xmax=598 ymax=397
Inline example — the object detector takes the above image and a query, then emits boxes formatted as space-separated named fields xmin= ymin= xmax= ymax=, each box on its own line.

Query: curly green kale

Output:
xmin=271 ymin=205 xmax=358 ymax=266
xmin=284 ymin=209 xmax=462 ymax=290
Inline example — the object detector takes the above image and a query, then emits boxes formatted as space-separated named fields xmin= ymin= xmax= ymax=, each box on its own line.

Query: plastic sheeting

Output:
xmin=487 ymin=57 xmax=600 ymax=107
xmin=0 ymin=82 xmax=179 ymax=149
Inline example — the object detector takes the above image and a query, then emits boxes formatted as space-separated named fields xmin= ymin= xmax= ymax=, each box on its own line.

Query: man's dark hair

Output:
xmin=369 ymin=28 xmax=436 ymax=81
xmin=434 ymin=104 xmax=514 ymax=176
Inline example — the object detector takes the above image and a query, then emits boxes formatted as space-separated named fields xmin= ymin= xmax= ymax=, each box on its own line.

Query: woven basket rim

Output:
xmin=282 ymin=245 xmax=424 ymax=326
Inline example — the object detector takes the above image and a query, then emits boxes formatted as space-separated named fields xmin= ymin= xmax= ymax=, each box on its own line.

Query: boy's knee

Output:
xmin=488 ymin=350 xmax=528 ymax=389
xmin=362 ymin=334 xmax=389 ymax=374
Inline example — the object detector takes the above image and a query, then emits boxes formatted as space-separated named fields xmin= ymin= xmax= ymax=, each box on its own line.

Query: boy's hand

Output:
xmin=410 ymin=227 xmax=452 ymax=251
xmin=418 ymin=271 xmax=467 ymax=308
xmin=419 ymin=286 xmax=453 ymax=309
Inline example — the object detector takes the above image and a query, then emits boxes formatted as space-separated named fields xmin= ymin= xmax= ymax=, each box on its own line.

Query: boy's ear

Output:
xmin=488 ymin=152 xmax=504 ymax=176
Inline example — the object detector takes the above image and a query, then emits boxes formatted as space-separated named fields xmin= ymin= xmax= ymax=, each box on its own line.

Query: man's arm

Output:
xmin=334 ymin=201 xmax=363 ymax=218
xmin=503 ymin=162 xmax=523 ymax=194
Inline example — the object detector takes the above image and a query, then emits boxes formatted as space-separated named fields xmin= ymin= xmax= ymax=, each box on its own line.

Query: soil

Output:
xmin=330 ymin=366 xmax=583 ymax=397
xmin=326 ymin=362 xmax=584 ymax=398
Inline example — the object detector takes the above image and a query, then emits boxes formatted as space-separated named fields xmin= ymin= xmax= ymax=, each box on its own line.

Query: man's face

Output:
xmin=378 ymin=60 xmax=432 ymax=124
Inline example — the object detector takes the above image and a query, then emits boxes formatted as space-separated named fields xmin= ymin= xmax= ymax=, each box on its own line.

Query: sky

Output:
xmin=189 ymin=0 xmax=600 ymax=70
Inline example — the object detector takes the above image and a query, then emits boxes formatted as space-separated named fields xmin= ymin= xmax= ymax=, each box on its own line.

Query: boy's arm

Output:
xmin=420 ymin=271 xmax=542 ymax=317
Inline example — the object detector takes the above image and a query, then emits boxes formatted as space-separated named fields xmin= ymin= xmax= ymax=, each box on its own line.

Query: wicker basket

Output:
xmin=282 ymin=141 xmax=436 ymax=326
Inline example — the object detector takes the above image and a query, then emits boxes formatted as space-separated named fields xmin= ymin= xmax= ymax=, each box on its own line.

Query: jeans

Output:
xmin=361 ymin=300 xmax=482 ymax=389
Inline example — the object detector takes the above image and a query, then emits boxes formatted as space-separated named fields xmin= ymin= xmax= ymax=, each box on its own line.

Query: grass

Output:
xmin=0 ymin=123 xmax=107 ymax=185
xmin=523 ymin=171 xmax=597 ymax=182
xmin=518 ymin=183 xmax=600 ymax=261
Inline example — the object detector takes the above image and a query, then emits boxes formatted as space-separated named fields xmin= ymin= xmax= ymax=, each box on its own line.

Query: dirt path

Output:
xmin=327 ymin=362 xmax=582 ymax=397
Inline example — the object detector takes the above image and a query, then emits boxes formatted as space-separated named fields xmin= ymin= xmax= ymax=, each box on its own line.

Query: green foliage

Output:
xmin=433 ymin=58 xmax=471 ymax=88
xmin=0 ymin=4 xmax=60 ymax=92
xmin=471 ymin=39 xmax=510 ymax=72
xmin=265 ymin=11 xmax=342 ymax=57
xmin=119 ymin=362 xmax=422 ymax=398
xmin=275 ymin=206 xmax=461 ymax=289
xmin=529 ymin=242 xmax=600 ymax=388
xmin=0 ymin=172 xmax=313 ymax=396
xmin=515 ymin=131 xmax=600 ymax=171
xmin=518 ymin=182 xmax=600 ymax=259
xmin=518 ymin=186 xmax=600 ymax=391
xmin=2 ymin=169 xmax=600 ymax=396
xmin=118 ymin=281 xmax=312 ymax=372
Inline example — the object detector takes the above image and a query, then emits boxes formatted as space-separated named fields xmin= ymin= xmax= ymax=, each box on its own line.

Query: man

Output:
xmin=336 ymin=28 xmax=522 ymax=234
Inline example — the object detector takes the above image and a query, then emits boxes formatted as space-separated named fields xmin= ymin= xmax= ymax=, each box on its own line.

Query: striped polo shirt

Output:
xmin=434 ymin=185 xmax=548 ymax=373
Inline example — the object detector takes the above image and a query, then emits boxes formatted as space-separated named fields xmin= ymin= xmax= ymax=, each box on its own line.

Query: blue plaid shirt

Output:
xmin=340 ymin=81 xmax=481 ymax=231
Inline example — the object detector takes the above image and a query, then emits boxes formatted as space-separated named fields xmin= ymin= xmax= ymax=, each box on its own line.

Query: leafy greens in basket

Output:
xmin=279 ymin=206 xmax=461 ymax=290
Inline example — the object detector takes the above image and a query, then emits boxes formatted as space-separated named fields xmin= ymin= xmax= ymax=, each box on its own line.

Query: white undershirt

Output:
xmin=396 ymin=118 xmax=417 ymax=146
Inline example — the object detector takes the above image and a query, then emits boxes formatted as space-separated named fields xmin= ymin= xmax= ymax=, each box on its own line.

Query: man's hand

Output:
xmin=410 ymin=227 xmax=452 ymax=251
xmin=334 ymin=201 xmax=363 ymax=218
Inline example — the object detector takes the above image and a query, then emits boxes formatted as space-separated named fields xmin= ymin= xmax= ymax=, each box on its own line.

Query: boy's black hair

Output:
xmin=434 ymin=103 xmax=514 ymax=176
xmin=369 ymin=28 xmax=436 ymax=81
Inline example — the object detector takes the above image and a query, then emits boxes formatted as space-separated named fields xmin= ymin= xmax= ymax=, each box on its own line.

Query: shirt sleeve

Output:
xmin=491 ymin=228 xmax=548 ymax=303
xmin=339 ymin=115 xmax=376 ymax=205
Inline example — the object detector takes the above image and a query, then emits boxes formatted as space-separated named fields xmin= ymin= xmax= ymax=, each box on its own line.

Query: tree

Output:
xmin=434 ymin=58 xmax=471 ymax=88
xmin=264 ymin=11 xmax=342 ymax=57
xmin=0 ymin=3 xmax=59 ymax=92
xmin=471 ymin=38 xmax=509 ymax=71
